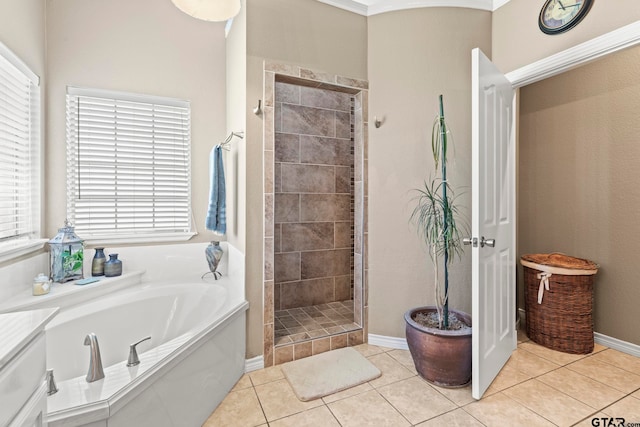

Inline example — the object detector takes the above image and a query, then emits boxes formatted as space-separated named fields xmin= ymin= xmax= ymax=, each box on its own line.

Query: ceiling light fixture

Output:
xmin=171 ymin=0 xmax=241 ymax=22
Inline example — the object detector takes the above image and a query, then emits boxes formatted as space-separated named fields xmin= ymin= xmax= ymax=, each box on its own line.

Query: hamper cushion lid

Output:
xmin=521 ymin=253 xmax=598 ymax=273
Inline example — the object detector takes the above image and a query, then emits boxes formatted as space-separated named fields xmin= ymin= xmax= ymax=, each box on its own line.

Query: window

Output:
xmin=0 ymin=41 xmax=42 ymax=260
xmin=66 ymin=87 xmax=193 ymax=243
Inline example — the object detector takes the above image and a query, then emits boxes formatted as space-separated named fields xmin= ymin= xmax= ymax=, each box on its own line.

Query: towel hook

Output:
xmin=253 ymin=100 xmax=262 ymax=115
xmin=374 ymin=116 xmax=383 ymax=128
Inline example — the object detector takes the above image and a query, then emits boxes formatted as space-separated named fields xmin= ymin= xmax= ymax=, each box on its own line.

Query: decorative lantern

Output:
xmin=49 ymin=220 xmax=84 ymax=283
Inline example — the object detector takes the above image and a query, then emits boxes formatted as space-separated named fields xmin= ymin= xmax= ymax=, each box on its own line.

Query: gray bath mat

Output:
xmin=281 ymin=347 xmax=381 ymax=401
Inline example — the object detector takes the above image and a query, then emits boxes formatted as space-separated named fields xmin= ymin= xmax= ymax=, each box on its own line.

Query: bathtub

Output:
xmin=0 ymin=242 xmax=248 ymax=427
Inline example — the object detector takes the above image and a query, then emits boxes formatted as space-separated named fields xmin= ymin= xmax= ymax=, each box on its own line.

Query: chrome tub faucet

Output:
xmin=83 ymin=333 xmax=105 ymax=382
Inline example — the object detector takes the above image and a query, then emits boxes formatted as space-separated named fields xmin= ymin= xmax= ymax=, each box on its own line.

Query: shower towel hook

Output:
xmin=374 ymin=116 xmax=383 ymax=128
xmin=253 ymin=100 xmax=262 ymax=115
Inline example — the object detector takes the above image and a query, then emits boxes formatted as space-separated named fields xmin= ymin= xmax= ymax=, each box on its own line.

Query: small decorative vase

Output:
xmin=91 ymin=248 xmax=106 ymax=276
xmin=104 ymin=254 xmax=123 ymax=277
xmin=205 ymin=241 xmax=223 ymax=279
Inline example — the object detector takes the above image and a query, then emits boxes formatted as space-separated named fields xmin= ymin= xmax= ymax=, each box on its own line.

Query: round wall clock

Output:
xmin=539 ymin=0 xmax=593 ymax=35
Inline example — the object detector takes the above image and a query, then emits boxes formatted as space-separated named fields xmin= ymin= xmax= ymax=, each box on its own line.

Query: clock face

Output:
xmin=539 ymin=0 xmax=593 ymax=34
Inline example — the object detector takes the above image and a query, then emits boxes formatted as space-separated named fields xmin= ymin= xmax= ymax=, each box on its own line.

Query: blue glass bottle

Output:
xmin=104 ymin=254 xmax=122 ymax=277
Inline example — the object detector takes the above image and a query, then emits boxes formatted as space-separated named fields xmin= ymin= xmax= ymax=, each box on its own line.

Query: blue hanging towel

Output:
xmin=205 ymin=145 xmax=226 ymax=235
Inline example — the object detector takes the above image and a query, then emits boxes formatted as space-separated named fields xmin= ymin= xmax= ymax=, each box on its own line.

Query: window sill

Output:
xmin=0 ymin=239 xmax=48 ymax=264
xmin=82 ymin=232 xmax=198 ymax=247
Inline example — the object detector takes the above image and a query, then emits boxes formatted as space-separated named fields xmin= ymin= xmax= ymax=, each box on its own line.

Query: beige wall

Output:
xmin=493 ymin=0 xmax=640 ymax=73
xmin=45 ymin=0 xmax=227 ymax=242
xmin=519 ymin=45 xmax=640 ymax=346
xmin=242 ymin=0 xmax=367 ymax=357
xmin=226 ymin=0 xmax=248 ymax=253
xmin=367 ymin=8 xmax=492 ymax=338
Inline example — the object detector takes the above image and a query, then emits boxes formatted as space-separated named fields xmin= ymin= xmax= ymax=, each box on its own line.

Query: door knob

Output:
xmin=480 ymin=237 xmax=495 ymax=248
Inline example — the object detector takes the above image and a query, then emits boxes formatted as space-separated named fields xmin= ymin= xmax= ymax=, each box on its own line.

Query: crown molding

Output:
xmin=316 ymin=0 xmax=509 ymax=15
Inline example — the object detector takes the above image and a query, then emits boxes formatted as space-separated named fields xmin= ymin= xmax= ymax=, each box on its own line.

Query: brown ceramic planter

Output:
xmin=404 ymin=306 xmax=472 ymax=388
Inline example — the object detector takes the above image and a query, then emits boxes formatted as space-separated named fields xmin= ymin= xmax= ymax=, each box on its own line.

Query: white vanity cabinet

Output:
xmin=0 ymin=308 xmax=58 ymax=427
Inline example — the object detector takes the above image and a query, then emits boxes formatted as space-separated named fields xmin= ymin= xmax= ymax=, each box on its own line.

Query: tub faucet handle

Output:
xmin=127 ymin=336 xmax=151 ymax=367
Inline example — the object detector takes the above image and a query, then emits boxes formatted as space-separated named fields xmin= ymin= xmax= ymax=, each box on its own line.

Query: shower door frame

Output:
xmin=262 ymin=61 xmax=369 ymax=367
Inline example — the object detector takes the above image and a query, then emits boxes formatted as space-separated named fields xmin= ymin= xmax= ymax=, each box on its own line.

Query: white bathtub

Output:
xmin=0 ymin=242 xmax=248 ymax=427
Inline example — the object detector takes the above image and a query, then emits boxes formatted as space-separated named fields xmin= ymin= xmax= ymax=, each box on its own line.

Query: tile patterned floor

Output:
xmin=204 ymin=331 xmax=640 ymax=427
xmin=274 ymin=300 xmax=358 ymax=346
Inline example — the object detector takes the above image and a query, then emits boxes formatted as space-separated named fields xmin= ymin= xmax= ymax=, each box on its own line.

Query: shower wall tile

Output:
xmin=274 ymin=223 xmax=282 ymax=253
xmin=265 ymin=193 xmax=274 ymax=238
xmin=274 ymin=163 xmax=281 ymax=193
xmin=275 ymin=194 xmax=300 ymax=223
xmin=279 ymin=278 xmax=335 ymax=309
xmin=335 ymin=166 xmax=351 ymax=194
xmin=265 ymin=280 xmax=274 ymax=324
xmin=274 ymin=282 xmax=281 ymax=311
xmin=281 ymin=104 xmax=335 ymax=137
xmin=264 ymin=237 xmax=274 ymax=281
xmin=335 ymin=275 xmax=351 ymax=301
xmin=336 ymin=111 xmax=351 ymax=139
xmin=281 ymin=164 xmax=335 ymax=193
xmin=299 ymin=194 xmax=351 ymax=222
xmin=301 ymin=249 xmax=351 ymax=279
xmin=274 ymin=133 xmax=300 ymax=163
xmin=275 ymin=102 xmax=282 ymax=133
xmin=264 ymin=106 xmax=274 ymax=151
xmin=299 ymin=68 xmax=334 ymax=84
xmin=299 ymin=136 xmax=352 ymax=166
xmin=281 ymin=222 xmax=334 ymax=252
xmin=275 ymin=252 xmax=301 ymax=283
xmin=300 ymin=86 xmax=351 ymax=111
xmin=264 ymin=151 xmax=274 ymax=194
xmin=334 ymin=222 xmax=352 ymax=249
xmin=336 ymin=75 xmax=369 ymax=90
xmin=275 ymin=82 xmax=301 ymax=104
xmin=264 ymin=72 xmax=275 ymax=107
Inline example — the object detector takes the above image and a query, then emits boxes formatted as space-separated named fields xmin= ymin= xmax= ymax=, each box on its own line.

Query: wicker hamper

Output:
xmin=521 ymin=253 xmax=598 ymax=354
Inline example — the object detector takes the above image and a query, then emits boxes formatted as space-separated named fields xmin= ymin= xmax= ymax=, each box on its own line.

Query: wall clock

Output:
xmin=539 ymin=0 xmax=593 ymax=35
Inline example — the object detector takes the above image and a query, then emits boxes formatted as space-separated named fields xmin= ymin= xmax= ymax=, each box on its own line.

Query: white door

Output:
xmin=471 ymin=48 xmax=517 ymax=400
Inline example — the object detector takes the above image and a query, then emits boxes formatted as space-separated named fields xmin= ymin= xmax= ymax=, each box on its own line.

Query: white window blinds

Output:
xmin=66 ymin=87 xmax=192 ymax=240
xmin=0 ymin=42 xmax=40 ymax=247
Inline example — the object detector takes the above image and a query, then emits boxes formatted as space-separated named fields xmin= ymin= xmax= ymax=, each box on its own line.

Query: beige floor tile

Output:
xmin=269 ymin=405 xmax=341 ymax=427
xmin=327 ymin=389 xmax=411 ymax=426
xmin=464 ymin=392 xmax=555 ymax=427
xmin=590 ymin=349 xmax=640 ymax=374
xmin=602 ymin=395 xmax=640 ymax=419
xmin=254 ymin=378 xmax=323 ymax=422
xmin=567 ymin=356 xmax=640 ymax=394
xmin=634 ymin=389 xmax=640 ymax=399
xmin=518 ymin=341 xmax=589 ymax=366
xmin=366 ymin=352 xmax=415 ymax=388
xmin=203 ymin=388 xmax=266 ymax=427
xmin=352 ymin=343 xmax=386 ymax=357
xmin=537 ymin=367 xmax=626 ymax=409
xmin=503 ymin=379 xmax=596 ymax=426
xmin=593 ymin=343 xmax=608 ymax=353
xmin=386 ymin=349 xmax=415 ymax=369
xmin=571 ymin=413 xmax=610 ymax=427
xmin=321 ymin=382 xmax=373 ymax=404
xmin=415 ymin=408 xmax=485 ymax=426
xmin=504 ymin=348 xmax=561 ymax=377
xmin=484 ymin=364 xmax=533 ymax=396
xmin=249 ymin=365 xmax=284 ymax=386
xmin=377 ymin=376 xmax=457 ymax=424
xmin=431 ymin=383 xmax=475 ymax=406
xmin=231 ymin=374 xmax=253 ymax=392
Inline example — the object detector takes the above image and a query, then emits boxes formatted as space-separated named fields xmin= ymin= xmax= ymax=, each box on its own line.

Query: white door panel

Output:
xmin=471 ymin=48 xmax=517 ymax=400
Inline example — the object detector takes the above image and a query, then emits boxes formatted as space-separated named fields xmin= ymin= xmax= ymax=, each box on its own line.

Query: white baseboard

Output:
xmin=594 ymin=333 xmax=640 ymax=358
xmin=245 ymin=355 xmax=264 ymax=372
xmin=368 ymin=333 xmax=408 ymax=350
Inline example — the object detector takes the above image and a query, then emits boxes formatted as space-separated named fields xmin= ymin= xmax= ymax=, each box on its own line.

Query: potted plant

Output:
xmin=405 ymin=94 xmax=472 ymax=387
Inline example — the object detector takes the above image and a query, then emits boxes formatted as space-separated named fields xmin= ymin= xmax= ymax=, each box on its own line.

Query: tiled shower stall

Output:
xmin=263 ymin=63 xmax=368 ymax=366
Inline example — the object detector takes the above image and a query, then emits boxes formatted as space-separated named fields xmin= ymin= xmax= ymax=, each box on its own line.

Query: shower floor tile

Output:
xmin=274 ymin=300 xmax=356 ymax=346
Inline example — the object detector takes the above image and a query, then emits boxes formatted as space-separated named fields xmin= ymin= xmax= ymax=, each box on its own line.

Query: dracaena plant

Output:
xmin=411 ymin=95 xmax=467 ymax=329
